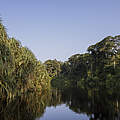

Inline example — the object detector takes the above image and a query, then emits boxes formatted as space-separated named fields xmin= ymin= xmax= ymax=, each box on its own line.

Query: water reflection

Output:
xmin=38 ymin=104 xmax=90 ymax=120
xmin=61 ymin=88 xmax=120 ymax=120
xmin=0 ymin=91 xmax=51 ymax=120
xmin=0 ymin=88 xmax=120 ymax=120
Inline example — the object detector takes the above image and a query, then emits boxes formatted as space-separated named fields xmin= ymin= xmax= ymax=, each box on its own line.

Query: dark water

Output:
xmin=0 ymin=88 xmax=120 ymax=120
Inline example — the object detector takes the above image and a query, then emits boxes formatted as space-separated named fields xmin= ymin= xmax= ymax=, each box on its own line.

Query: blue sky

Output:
xmin=1 ymin=0 xmax=120 ymax=62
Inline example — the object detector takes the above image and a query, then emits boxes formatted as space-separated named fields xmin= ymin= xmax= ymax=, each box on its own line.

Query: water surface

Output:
xmin=0 ymin=88 xmax=120 ymax=120
xmin=36 ymin=104 xmax=90 ymax=120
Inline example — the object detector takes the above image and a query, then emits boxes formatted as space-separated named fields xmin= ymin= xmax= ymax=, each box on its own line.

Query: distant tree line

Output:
xmin=50 ymin=35 xmax=120 ymax=94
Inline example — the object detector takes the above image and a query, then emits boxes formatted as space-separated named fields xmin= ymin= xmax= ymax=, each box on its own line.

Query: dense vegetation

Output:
xmin=51 ymin=35 xmax=120 ymax=94
xmin=49 ymin=35 xmax=120 ymax=119
xmin=1 ymin=20 xmax=120 ymax=119
xmin=0 ymin=21 xmax=51 ymax=100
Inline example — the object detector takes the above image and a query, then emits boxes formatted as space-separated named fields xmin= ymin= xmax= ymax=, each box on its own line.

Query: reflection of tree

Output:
xmin=0 ymin=91 xmax=51 ymax=120
xmin=48 ymin=89 xmax=62 ymax=107
xmin=1 ymin=87 xmax=120 ymax=120
xmin=0 ymin=89 xmax=65 ymax=120
xmin=60 ymin=88 xmax=120 ymax=120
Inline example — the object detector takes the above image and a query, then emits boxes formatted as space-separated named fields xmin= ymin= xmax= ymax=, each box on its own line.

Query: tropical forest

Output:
xmin=0 ymin=20 xmax=120 ymax=120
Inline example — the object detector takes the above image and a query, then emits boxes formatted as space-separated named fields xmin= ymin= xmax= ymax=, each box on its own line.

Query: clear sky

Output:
xmin=0 ymin=0 xmax=120 ymax=62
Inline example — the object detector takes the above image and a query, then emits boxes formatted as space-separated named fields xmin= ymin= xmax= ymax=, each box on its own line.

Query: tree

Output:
xmin=44 ymin=59 xmax=61 ymax=78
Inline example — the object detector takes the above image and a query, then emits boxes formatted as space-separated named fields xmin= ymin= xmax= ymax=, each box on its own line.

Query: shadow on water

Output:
xmin=60 ymin=88 xmax=120 ymax=120
xmin=0 ymin=88 xmax=120 ymax=120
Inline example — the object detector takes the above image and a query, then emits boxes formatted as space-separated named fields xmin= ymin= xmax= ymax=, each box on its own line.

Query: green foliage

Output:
xmin=44 ymin=59 xmax=61 ymax=78
xmin=0 ymin=21 xmax=51 ymax=99
xmin=52 ymin=35 xmax=120 ymax=92
xmin=1 ymin=18 xmax=120 ymax=110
